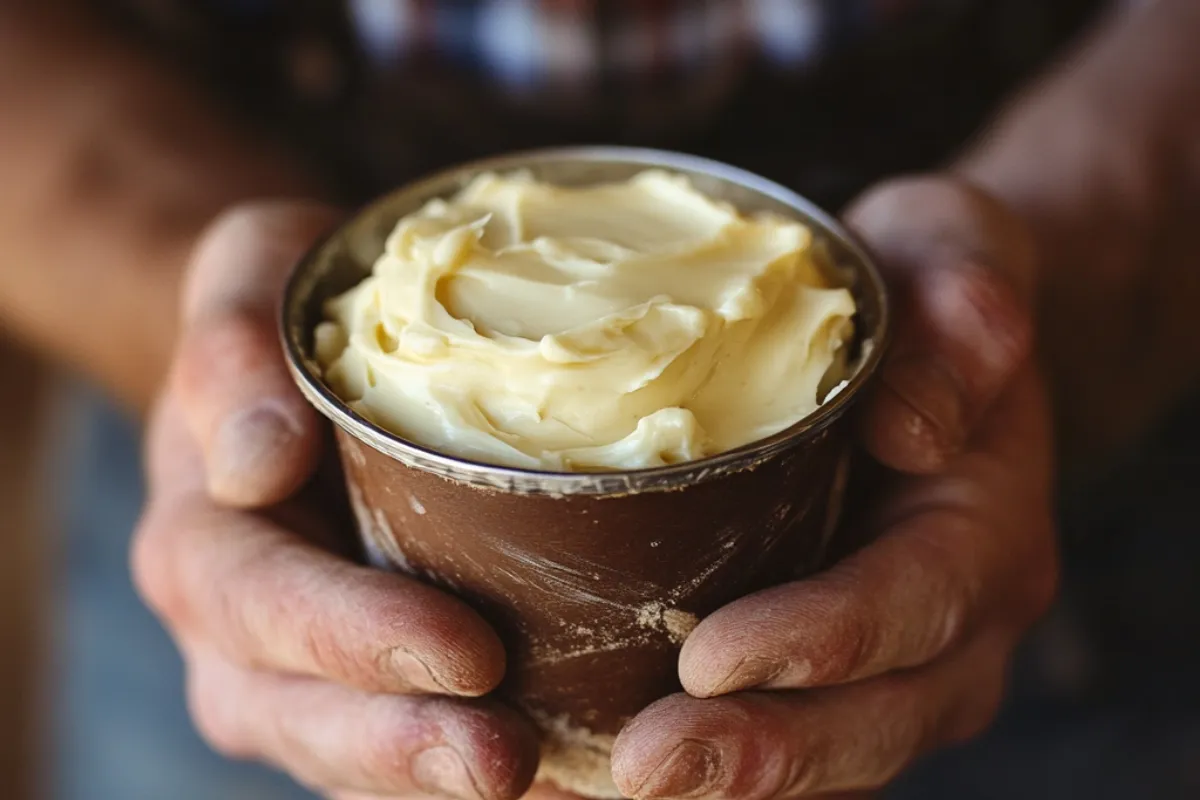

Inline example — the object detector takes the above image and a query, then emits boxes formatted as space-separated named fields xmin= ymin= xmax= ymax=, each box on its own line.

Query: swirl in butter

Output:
xmin=315 ymin=170 xmax=857 ymax=471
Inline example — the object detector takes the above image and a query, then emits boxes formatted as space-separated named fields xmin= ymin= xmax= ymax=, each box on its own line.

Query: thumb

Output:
xmin=844 ymin=176 xmax=1035 ymax=473
xmin=174 ymin=201 xmax=342 ymax=507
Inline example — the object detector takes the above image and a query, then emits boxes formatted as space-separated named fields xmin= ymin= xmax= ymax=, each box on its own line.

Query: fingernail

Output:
xmin=411 ymin=745 xmax=485 ymax=800
xmin=634 ymin=740 xmax=722 ymax=799
xmin=882 ymin=358 xmax=964 ymax=455
xmin=209 ymin=405 xmax=298 ymax=499
xmin=391 ymin=648 xmax=450 ymax=694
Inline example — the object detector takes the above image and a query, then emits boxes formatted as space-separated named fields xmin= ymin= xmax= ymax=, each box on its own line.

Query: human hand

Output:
xmin=131 ymin=204 xmax=542 ymax=800
xmin=609 ymin=176 xmax=1059 ymax=798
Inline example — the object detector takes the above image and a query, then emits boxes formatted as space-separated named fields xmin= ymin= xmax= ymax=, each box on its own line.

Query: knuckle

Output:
xmin=151 ymin=510 xmax=281 ymax=670
xmin=846 ymin=174 xmax=977 ymax=237
xmin=297 ymin=612 xmax=372 ymax=685
xmin=191 ymin=705 xmax=251 ymax=761
xmin=291 ymin=574 xmax=393 ymax=685
xmin=229 ymin=550 xmax=390 ymax=688
xmin=203 ymin=201 xmax=334 ymax=247
xmin=777 ymin=737 xmax=829 ymax=797
xmin=186 ymin=663 xmax=255 ymax=760
xmin=802 ymin=575 xmax=879 ymax=684
xmin=184 ymin=206 xmax=273 ymax=315
xmin=208 ymin=569 xmax=257 ymax=657
xmin=129 ymin=508 xmax=187 ymax=626
xmin=180 ymin=313 xmax=276 ymax=391
xmin=203 ymin=535 xmax=291 ymax=666
xmin=192 ymin=201 xmax=338 ymax=280
xmin=847 ymin=173 xmax=1037 ymax=297
xmin=844 ymin=174 xmax=931 ymax=222
xmin=185 ymin=201 xmax=335 ymax=325
xmin=210 ymin=537 xmax=423 ymax=692
xmin=196 ymin=204 xmax=280 ymax=261
xmin=904 ymin=520 xmax=981 ymax=654
xmin=823 ymin=687 xmax=942 ymax=793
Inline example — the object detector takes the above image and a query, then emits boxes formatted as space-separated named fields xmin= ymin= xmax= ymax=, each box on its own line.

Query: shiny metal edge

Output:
xmin=281 ymin=146 xmax=891 ymax=496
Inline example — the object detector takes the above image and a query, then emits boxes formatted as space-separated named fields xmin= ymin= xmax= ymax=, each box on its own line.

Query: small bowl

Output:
xmin=281 ymin=147 xmax=889 ymax=798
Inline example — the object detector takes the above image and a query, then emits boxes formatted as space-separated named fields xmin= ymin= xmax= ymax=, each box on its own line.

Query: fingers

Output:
xmin=186 ymin=652 xmax=538 ymax=800
xmin=679 ymin=510 xmax=990 ymax=697
xmin=614 ymin=635 xmax=1010 ymax=799
xmin=134 ymin=399 xmax=507 ymax=697
xmin=680 ymin=368 xmax=1056 ymax=698
xmin=176 ymin=202 xmax=341 ymax=507
xmin=844 ymin=176 xmax=1036 ymax=473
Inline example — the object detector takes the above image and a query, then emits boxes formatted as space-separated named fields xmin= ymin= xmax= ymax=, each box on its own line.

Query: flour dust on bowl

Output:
xmin=281 ymin=147 xmax=890 ymax=798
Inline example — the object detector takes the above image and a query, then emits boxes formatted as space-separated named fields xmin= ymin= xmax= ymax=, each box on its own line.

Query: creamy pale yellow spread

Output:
xmin=315 ymin=170 xmax=857 ymax=471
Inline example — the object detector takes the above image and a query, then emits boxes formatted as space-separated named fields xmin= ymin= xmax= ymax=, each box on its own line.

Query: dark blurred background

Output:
xmin=4 ymin=1 xmax=1199 ymax=798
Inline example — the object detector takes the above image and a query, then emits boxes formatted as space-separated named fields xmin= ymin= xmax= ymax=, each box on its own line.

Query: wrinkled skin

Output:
xmin=132 ymin=175 xmax=1057 ymax=800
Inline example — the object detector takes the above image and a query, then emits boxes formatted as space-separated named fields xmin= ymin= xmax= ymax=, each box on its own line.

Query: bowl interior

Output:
xmin=281 ymin=147 xmax=889 ymax=495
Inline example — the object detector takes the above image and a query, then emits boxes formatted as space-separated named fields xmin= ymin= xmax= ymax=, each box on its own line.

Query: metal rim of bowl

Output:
xmin=281 ymin=146 xmax=891 ymax=496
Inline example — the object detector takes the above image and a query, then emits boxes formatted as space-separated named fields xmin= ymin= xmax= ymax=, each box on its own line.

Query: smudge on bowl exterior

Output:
xmin=337 ymin=426 xmax=851 ymax=797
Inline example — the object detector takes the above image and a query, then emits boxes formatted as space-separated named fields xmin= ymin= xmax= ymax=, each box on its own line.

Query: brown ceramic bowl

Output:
xmin=281 ymin=147 xmax=889 ymax=798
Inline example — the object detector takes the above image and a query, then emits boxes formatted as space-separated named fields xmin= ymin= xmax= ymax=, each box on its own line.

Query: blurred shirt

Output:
xmin=110 ymin=0 xmax=1102 ymax=205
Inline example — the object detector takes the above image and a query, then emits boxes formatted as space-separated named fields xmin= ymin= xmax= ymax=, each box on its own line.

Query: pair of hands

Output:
xmin=132 ymin=175 xmax=1058 ymax=800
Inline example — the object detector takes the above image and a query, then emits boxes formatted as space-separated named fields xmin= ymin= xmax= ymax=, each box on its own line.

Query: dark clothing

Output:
xmin=108 ymin=0 xmax=1103 ymax=206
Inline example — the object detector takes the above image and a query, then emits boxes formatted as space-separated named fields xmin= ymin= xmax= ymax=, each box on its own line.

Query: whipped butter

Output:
xmin=315 ymin=170 xmax=856 ymax=471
